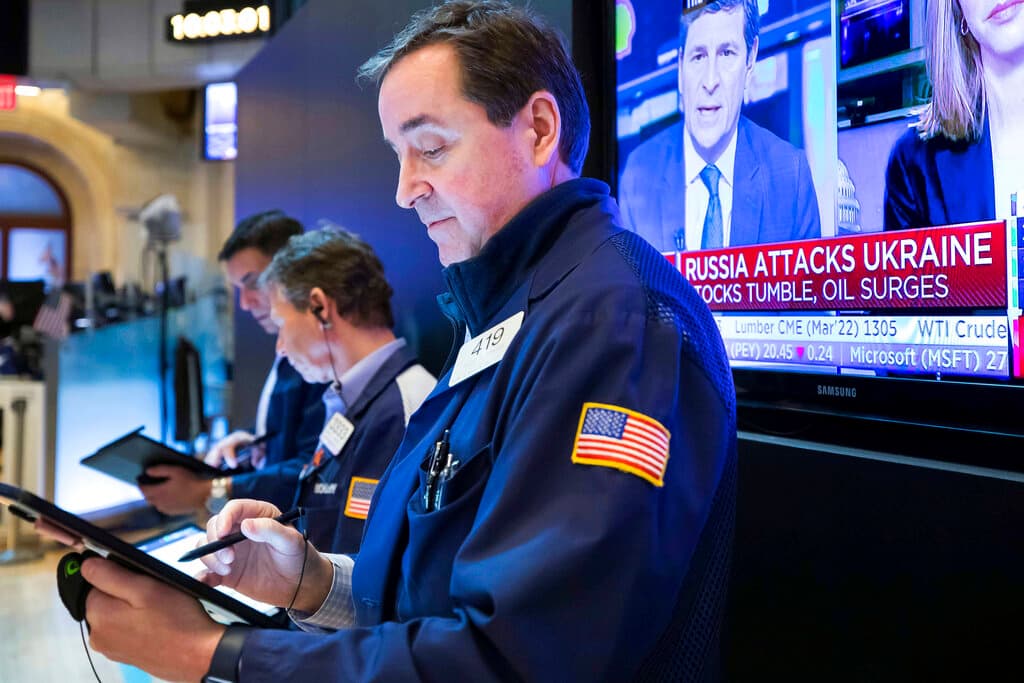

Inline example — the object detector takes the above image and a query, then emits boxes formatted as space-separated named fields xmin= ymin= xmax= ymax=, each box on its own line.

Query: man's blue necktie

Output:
xmin=700 ymin=164 xmax=723 ymax=250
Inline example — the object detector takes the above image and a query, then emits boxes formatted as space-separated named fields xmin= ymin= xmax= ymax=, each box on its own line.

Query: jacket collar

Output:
xmin=345 ymin=343 xmax=418 ymax=419
xmin=438 ymin=178 xmax=613 ymax=336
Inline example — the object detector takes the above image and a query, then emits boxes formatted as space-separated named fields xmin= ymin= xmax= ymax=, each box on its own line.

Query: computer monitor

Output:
xmin=0 ymin=279 xmax=45 ymax=329
xmin=173 ymin=336 xmax=205 ymax=443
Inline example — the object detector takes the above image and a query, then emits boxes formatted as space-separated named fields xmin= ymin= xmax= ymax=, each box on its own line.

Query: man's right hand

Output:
xmin=204 ymin=430 xmax=255 ymax=468
xmin=196 ymin=499 xmax=334 ymax=612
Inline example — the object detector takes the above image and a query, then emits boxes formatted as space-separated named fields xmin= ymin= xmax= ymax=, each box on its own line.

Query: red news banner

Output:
xmin=672 ymin=222 xmax=1008 ymax=311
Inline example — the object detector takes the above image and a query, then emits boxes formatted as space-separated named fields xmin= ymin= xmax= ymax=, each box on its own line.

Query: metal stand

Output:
xmin=0 ymin=397 xmax=43 ymax=564
xmin=158 ymin=247 xmax=170 ymax=443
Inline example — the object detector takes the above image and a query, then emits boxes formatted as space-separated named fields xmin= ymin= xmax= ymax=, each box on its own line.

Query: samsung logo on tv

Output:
xmin=817 ymin=385 xmax=857 ymax=398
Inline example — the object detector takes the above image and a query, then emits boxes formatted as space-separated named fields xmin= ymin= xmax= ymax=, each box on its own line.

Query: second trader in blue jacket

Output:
xmin=262 ymin=228 xmax=435 ymax=552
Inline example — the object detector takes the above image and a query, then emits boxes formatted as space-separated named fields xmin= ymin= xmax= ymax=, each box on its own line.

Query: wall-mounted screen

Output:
xmin=604 ymin=0 xmax=1024 ymax=446
xmin=203 ymin=81 xmax=238 ymax=161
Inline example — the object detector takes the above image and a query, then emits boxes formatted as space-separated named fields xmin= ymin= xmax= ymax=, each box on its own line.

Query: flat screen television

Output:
xmin=574 ymin=0 xmax=1024 ymax=469
xmin=202 ymin=81 xmax=238 ymax=161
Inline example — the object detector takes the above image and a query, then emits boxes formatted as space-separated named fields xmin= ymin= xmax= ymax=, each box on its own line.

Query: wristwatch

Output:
xmin=205 ymin=476 xmax=231 ymax=514
xmin=203 ymin=626 xmax=250 ymax=683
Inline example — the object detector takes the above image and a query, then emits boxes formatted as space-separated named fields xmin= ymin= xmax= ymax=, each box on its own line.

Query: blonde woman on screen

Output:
xmin=884 ymin=0 xmax=1024 ymax=230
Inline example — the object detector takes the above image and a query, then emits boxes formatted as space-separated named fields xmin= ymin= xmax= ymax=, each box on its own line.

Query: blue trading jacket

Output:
xmin=238 ymin=179 xmax=737 ymax=681
xmin=230 ymin=360 xmax=326 ymax=510
xmin=294 ymin=346 xmax=433 ymax=553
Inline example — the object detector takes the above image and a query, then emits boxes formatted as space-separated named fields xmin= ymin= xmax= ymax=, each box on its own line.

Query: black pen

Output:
xmin=423 ymin=429 xmax=450 ymax=513
xmin=177 ymin=508 xmax=304 ymax=562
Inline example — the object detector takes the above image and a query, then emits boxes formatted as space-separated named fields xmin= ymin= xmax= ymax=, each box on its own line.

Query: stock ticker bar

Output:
xmin=672 ymin=221 xmax=1008 ymax=312
xmin=665 ymin=220 xmax=1018 ymax=379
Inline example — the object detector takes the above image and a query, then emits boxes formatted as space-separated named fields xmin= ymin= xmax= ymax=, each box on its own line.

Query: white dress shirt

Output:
xmin=253 ymin=355 xmax=280 ymax=438
xmin=683 ymin=125 xmax=739 ymax=250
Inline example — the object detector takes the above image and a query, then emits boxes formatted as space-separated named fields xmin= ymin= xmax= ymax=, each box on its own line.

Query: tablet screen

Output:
xmin=135 ymin=525 xmax=279 ymax=617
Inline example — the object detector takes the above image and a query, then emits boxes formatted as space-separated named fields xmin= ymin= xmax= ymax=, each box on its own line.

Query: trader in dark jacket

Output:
xmin=263 ymin=229 xmax=435 ymax=552
xmin=75 ymin=4 xmax=736 ymax=681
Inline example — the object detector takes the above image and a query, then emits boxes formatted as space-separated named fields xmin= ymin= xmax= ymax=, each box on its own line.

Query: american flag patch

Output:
xmin=571 ymin=403 xmax=670 ymax=486
xmin=344 ymin=477 xmax=379 ymax=519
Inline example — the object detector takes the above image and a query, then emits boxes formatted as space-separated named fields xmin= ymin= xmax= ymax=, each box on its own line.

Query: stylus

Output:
xmin=177 ymin=508 xmax=303 ymax=562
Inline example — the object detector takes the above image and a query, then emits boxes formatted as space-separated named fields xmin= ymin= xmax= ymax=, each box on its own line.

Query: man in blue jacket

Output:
xmin=78 ymin=3 xmax=737 ymax=681
xmin=262 ymin=228 xmax=435 ymax=552
xmin=140 ymin=211 xmax=326 ymax=515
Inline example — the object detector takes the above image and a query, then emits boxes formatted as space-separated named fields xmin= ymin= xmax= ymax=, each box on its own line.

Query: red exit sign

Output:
xmin=0 ymin=75 xmax=16 ymax=110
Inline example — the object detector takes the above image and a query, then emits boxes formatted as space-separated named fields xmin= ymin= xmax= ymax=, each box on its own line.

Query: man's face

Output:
xmin=224 ymin=247 xmax=275 ymax=333
xmin=378 ymin=43 xmax=539 ymax=267
xmin=679 ymin=8 xmax=755 ymax=164
xmin=268 ymin=286 xmax=332 ymax=384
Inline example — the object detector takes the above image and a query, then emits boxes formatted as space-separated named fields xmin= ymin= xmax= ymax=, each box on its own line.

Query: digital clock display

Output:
xmin=168 ymin=5 xmax=271 ymax=42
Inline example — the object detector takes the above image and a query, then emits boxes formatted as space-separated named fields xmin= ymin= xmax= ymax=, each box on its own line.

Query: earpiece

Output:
xmin=312 ymin=305 xmax=329 ymax=327
xmin=313 ymin=302 xmax=342 ymax=388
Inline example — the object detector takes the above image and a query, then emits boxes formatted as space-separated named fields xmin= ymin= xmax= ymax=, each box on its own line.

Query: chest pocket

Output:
xmin=397 ymin=441 xmax=493 ymax=620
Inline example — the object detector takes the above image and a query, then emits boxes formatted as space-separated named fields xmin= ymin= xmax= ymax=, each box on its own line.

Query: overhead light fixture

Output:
xmin=14 ymin=85 xmax=41 ymax=97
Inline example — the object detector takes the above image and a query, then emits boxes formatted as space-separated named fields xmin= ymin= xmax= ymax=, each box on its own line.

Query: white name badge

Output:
xmin=320 ymin=413 xmax=355 ymax=456
xmin=450 ymin=311 xmax=525 ymax=387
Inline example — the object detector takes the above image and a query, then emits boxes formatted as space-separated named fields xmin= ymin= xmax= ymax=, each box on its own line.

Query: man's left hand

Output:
xmin=83 ymin=557 xmax=225 ymax=683
xmin=139 ymin=465 xmax=213 ymax=515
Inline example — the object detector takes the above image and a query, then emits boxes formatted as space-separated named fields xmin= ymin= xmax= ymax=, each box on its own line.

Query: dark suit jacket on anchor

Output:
xmin=619 ymin=116 xmax=822 ymax=252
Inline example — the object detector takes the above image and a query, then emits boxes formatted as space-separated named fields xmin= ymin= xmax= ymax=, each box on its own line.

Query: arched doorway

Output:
xmin=0 ymin=161 xmax=72 ymax=285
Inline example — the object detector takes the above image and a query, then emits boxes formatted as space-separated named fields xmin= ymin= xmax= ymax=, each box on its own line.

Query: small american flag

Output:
xmin=344 ymin=477 xmax=379 ymax=519
xmin=32 ymin=292 xmax=72 ymax=340
xmin=571 ymin=403 xmax=670 ymax=486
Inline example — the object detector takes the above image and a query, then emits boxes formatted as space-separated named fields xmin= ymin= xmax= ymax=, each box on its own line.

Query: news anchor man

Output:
xmin=618 ymin=0 xmax=821 ymax=252
xmin=139 ymin=211 xmax=326 ymax=515
xmin=883 ymin=0 xmax=1024 ymax=230
xmin=67 ymin=2 xmax=735 ymax=681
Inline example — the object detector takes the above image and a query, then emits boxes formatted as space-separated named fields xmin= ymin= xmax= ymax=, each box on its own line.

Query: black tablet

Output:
xmin=0 ymin=483 xmax=288 ymax=628
xmin=80 ymin=427 xmax=228 ymax=485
